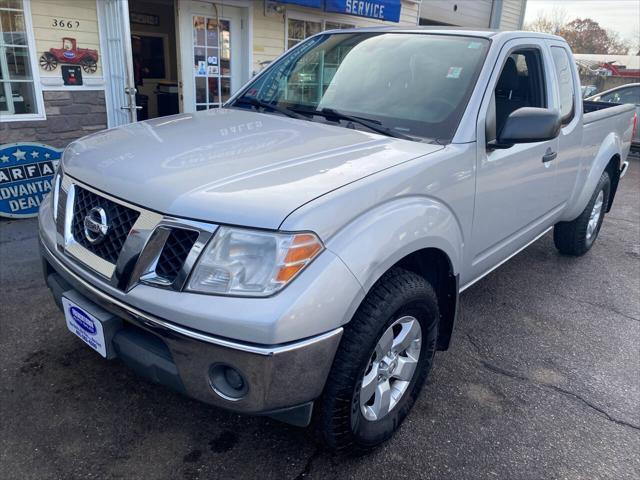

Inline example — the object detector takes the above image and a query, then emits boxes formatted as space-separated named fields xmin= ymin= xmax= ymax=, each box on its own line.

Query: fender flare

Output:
xmin=326 ymin=195 xmax=463 ymax=293
xmin=562 ymin=131 xmax=622 ymax=221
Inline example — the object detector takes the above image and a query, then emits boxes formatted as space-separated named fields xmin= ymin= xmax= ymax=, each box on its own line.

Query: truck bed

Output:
xmin=583 ymin=100 xmax=634 ymax=126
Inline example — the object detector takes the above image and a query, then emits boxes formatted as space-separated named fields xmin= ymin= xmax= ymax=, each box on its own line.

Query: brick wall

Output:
xmin=1 ymin=90 xmax=108 ymax=149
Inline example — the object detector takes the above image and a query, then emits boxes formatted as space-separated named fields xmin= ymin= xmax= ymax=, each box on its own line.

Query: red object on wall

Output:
xmin=600 ymin=62 xmax=640 ymax=78
xmin=39 ymin=37 xmax=99 ymax=74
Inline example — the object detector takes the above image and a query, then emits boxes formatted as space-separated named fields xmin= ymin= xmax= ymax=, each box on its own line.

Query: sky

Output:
xmin=523 ymin=0 xmax=640 ymax=48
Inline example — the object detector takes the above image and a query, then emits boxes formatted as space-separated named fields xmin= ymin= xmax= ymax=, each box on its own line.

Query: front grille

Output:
xmin=155 ymin=229 xmax=199 ymax=282
xmin=71 ymin=187 xmax=140 ymax=264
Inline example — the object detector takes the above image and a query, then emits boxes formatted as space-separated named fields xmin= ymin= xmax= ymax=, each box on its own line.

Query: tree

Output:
xmin=524 ymin=8 xmax=567 ymax=35
xmin=558 ymin=18 xmax=629 ymax=55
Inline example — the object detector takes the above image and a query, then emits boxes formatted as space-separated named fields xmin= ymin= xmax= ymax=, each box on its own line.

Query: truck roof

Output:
xmin=324 ymin=26 xmax=566 ymax=43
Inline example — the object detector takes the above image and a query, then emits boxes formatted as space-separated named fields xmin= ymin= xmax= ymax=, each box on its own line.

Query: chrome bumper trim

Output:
xmin=41 ymin=237 xmax=342 ymax=356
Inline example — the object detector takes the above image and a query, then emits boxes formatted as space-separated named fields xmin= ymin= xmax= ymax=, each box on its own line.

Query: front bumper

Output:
xmin=41 ymin=239 xmax=342 ymax=424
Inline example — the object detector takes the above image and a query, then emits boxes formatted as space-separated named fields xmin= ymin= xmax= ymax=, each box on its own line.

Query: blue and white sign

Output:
xmin=0 ymin=143 xmax=62 ymax=218
xmin=325 ymin=0 xmax=401 ymax=22
xmin=62 ymin=297 xmax=107 ymax=358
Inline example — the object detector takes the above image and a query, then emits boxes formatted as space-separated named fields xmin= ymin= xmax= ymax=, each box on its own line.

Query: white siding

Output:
xmin=251 ymin=0 xmax=420 ymax=73
xmin=419 ymin=0 xmax=493 ymax=27
xmin=499 ymin=0 xmax=526 ymax=30
xmin=31 ymin=0 xmax=103 ymax=77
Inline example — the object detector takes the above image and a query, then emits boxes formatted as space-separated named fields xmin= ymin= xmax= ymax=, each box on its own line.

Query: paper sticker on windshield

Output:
xmin=446 ymin=67 xmax=463 ymax=79
xmin=468 ymin=42 xmax=482 ymax=49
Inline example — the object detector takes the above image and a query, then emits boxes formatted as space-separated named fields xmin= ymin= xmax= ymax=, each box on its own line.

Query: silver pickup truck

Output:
xmin=39 ymin=28 xmax=636 ymax=453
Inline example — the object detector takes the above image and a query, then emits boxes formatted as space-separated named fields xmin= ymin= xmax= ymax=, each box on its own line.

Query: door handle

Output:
xmin=542 ymin=150 xmax=557 ymax=163
xmin=121 ymin=105 xmax=143 ymax=110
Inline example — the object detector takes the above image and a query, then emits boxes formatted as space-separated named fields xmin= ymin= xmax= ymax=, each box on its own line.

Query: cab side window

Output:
xmin=491 ymin=49 xmax=546 ymax=138
xmin=550 ymin=47 xmax=576 ymax=125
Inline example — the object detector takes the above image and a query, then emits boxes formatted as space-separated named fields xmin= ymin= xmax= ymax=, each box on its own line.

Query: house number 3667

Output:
xmin=52 ymin=19 xmax=80 ymax=29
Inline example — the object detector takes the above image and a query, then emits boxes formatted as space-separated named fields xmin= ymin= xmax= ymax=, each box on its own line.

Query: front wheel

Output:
xmin=554 ymin=171 xmax=611 ymax=256
xmin=318 ymin=267 xmax=439 ymax=454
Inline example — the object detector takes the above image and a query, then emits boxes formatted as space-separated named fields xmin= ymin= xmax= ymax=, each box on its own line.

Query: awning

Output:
xmin=276 ymin=0 xmax=402 ymax=23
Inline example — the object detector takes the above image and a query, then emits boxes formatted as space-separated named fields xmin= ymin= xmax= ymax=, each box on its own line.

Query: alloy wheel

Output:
xmin=358 ymin=316 xmax=422 ymax=421
xmin=587 ymin=189 xmax=604 ymax=241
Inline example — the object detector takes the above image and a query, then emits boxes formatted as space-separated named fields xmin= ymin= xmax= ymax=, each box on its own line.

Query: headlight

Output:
xmin=186 ymin=227 xmax=323 ymax=296
xmin=52 ymin=169 xmax=62 ymax=221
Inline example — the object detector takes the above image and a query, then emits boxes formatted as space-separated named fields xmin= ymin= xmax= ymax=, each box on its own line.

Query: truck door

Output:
xmin=546 ymin=41 xmax=583 ymax=209
xmin=466 ymin=40 xmax=562 ymax=284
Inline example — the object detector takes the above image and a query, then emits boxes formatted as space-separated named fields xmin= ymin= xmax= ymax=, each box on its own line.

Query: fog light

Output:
xmin=209 ymin=364 xmax=248 ymax=400
xmin=224 ymin=366 xmax=244 ymax=390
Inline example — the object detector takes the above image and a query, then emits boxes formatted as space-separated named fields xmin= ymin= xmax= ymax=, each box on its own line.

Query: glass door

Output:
xmin=192 ymin=15 xmax=231 ymax=110
xmin=178 ymin=1 xmax=242 ymax=113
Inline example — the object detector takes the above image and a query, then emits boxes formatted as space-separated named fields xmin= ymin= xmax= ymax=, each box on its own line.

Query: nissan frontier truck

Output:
xmin=39 ymin=28 xmax=636 ymax=453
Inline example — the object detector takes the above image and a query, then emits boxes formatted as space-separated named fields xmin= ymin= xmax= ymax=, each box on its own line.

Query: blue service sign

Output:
xmin=325 ymin=0 xmax=401 ymax=22
xmin=0 ymin=143 xmax=62 ymax=218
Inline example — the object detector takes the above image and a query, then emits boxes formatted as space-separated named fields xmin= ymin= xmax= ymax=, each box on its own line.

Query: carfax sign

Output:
xmin=0 ymin=143 xmax=62 ymax=218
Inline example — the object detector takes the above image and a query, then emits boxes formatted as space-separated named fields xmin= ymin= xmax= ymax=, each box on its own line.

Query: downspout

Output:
xmin=489 ymin=0 xmax=504 ymax=29
xmin=518 ymin=0 xmax=526 ymax=29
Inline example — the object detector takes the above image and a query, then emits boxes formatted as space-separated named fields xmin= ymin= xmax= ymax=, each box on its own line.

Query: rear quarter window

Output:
xmin=550 ymin=46 xmax=576 ymax=125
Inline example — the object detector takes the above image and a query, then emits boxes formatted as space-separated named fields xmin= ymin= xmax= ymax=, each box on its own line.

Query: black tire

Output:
xmin=318 ymin=267 xmax=439 ymax=454
xmin=554 ymin=170 xmax=611 ymax=256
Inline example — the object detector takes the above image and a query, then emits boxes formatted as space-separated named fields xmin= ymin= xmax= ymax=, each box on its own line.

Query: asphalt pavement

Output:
xmin=1 ymin=157 xmax=638 ymax=480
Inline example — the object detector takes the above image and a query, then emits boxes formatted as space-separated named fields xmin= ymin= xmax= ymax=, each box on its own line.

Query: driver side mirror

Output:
xmin=489 ymin=107 xmax=561 ymax=149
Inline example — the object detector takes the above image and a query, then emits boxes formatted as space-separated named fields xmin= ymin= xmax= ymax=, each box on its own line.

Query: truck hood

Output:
xmin=64 ymin=108 xmax=442 ymax=229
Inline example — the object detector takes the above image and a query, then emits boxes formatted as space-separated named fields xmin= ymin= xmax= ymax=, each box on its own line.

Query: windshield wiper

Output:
xmin=234 ymin=97 xmax=308 ymax=121
xmin=314 ymin=108 xmax=418 ymax=141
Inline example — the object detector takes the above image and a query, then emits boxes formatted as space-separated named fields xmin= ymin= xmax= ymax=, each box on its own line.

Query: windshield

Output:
xmin=230 ymin=33 xmax=489 ymax=142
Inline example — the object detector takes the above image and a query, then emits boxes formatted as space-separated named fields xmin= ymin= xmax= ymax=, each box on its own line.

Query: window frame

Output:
xmin=550 ymin=45 xmax=576 ymax=126
xmin=486 ymin=45 xmax=548 ymax=142
xmin=284 ymin=9 xmax=354 ymax=51
xmin=0 ymin=0 xmax=45 ymax=122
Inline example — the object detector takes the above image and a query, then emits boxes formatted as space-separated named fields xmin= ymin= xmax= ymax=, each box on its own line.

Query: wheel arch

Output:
xmin=562 ymin=132 xmax=623 ymax=221
xmin=604 ymin=154 xmax=621 ymax=213
xmin=394 ymin=248 xmax=459 ymax=351
xmin=325 ymin=196 xmax=464 ymax=351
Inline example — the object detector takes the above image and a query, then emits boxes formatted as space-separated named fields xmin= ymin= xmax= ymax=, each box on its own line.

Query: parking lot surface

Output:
xmin=1 ymin=157 xmax=639 ymax=480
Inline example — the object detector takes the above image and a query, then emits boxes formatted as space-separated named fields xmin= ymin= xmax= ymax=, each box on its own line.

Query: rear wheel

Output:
xmin=554 ymin=171 xmax=610 ymax=256
xmin=81 ymin=58 xmax=97 ymax=74
xmin=318 ymin=267 xmax=439 ymax=454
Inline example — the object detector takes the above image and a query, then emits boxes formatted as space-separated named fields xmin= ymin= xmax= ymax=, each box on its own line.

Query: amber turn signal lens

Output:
xmin=275 ymin=234 xmax=323 ymax=283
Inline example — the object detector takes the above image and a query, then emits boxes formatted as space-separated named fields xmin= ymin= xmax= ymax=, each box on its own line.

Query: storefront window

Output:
xmin=285 ymin=17 xmax=354 ymax=103
xmin=287 ymin=19 xmax=322 ymax=49
xmin=287 ymin=18 xmax=353 ymax=50
xmin=324 ymin=21 xmax=354 ymax=31
xmin=0 ymin=0 xmax=41 ymax=118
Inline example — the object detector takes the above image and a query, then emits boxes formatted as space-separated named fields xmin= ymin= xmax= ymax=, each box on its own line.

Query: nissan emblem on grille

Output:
xmin=83 ymin=207 xmax=109 ymax=244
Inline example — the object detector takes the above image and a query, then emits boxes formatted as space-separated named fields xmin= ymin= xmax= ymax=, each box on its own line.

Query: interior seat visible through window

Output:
xmin=492 ymin=50 xmax=546 ymax=137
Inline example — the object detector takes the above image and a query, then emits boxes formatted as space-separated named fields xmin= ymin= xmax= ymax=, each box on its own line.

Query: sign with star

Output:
xmin=0 ymin=143 xmax=62 ymax=218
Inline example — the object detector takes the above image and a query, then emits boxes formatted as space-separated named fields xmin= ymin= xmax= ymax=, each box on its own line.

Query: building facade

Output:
xmin=419 ymin=0 xmax=526 ymax=30
xmin=1 ymin=0 xmax=526 ymax=148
